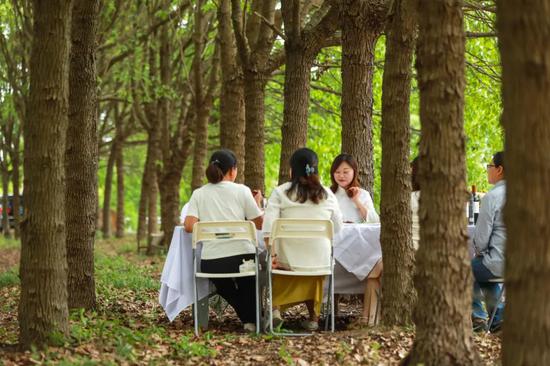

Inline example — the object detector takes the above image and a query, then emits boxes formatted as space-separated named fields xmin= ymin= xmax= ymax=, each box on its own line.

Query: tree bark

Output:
xmin=218 ymin=0 xmax=245 ymax=182
xmin=136 ymin=150 xmax=150 ymax=246
xmin=1 ymin=167 xmax=10 ymax=238
xmin=115 ymin=124 xmax=125 ymax=238
xmin=102 ymin=140 xmax=116 ymax=239
xmin=11 ymin=134 xmax=21 ymax=239
xmin=497 ymin=1 xmax=550 ymax=364
xmin=405 ymin=1 xmax=480 ymax=364
xmin=380 ymin=0 xmax=416 ymax=327
xmin=340 ymin=0 xmax=386 ymax=194
xmin=19 ymin=0 xmax=71 ymax=348
xmin=66 ymin=0 xmax=100 ymax=310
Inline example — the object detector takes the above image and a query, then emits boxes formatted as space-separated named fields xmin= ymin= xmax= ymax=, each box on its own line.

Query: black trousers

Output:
xmin=201 ymin=253 xmax=256 ymax=324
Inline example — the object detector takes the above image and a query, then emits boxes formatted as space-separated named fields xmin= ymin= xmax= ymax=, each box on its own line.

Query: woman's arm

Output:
xmin=183 ymin=216 xmax=198 ymax=233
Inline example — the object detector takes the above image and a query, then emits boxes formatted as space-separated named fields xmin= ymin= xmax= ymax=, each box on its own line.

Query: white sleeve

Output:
xmin=241 ymin=185 xmax=262 ymax=220
xmin=186 ymin=190 xmax=200 ymax=218
xmin=362 ymin=189 xmax=380 ymax=223
xmin=327 ymin=190 xmax=343 ymax=234
xmin=262 ymin=187 xmax=282 ymax=236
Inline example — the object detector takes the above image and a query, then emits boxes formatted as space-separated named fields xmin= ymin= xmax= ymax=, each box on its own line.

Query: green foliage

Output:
xmin=0 ymin=267 xmax=19 ymax=288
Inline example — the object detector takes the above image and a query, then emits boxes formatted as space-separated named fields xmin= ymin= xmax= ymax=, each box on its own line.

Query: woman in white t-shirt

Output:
xmin=329 ymin=153 xmax=382 ymax=325
xmin=330 ymin=154 xmax=379 ymax=223
xmin=410 ymin=157 xmax=420 ymax=251
xmin=263 ymin=148 xmax=343 ymax=331
xmin=184 ymin=149 xmax=263 ymax=332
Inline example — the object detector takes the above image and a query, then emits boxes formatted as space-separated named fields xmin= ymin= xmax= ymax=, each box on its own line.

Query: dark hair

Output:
xmin=205 ymin=149 xmax=237 ymax=184
xmin=286 ymin=148 xmax=327 ymax=204
xmin=330 ymin=154 xmax=360 ymax=197
xmin=411 ymin=157 xmax=420 ymax=192
xmin=493 ymin=151 xmax=504 ymax=169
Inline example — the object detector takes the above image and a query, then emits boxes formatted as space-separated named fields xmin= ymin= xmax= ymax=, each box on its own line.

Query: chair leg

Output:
xmin=255 ymin=254 xmax=260 ymax=334
xmin=488 ymin=284 xmax=505 ymax=332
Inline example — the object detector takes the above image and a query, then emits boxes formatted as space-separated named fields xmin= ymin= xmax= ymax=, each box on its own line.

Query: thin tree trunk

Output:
xmin=340 ymin=0 xmax=386 ymax=194
xmin=136 ymin=151 xmax=149 ymax=246
xmin=379 ymin=0 xmax=416 ymax=327
xmin=405 ymin=1 xmax=479 ymax=364
xmin=498 ymin=1 xmax=550 ymax=364
xmin=278 ymin=47 xmax=311 ymax=184
xmin=66 ymin=0 xmax=99 ymax=310
xmin=1 ymin=168 xmax=10 ymax=238
xmin=218 ymin=0 xmax=245 ymax=182
xmin=115 ymin=134 xmax=124 ymax=238
xmin=11 ymin=135 xmax=21 ymax=239
xmin=19 ymin=0 xmax=71 ymax=348
xmin=102 ymin=141 xmax=116 ymax=239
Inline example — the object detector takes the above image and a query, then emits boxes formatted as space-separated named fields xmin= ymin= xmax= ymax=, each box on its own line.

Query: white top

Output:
xmin=262 ymin=182 xmax=343 ymax=271
xmin=411 ymin=191 xmax=420 ymax=250
xmin=186 ymin=181 xmax=262 ymax=260
xmin=334 ymin=186 xmax=380 ymax=223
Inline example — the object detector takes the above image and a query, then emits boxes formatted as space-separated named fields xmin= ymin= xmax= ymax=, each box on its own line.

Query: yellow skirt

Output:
xmin=272 ymin=274 xmax=325 ymax=316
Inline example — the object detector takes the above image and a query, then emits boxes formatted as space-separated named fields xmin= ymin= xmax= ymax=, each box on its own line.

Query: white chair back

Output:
xmin=192 ymin=221 xmax=258 ymax=249
xmin=270 ymin=219 xmax=333 ymax=273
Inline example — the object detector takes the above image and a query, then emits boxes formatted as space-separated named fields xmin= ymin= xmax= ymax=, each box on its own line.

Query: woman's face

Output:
xmin=333 ymin=161 xmax=355 ymax=188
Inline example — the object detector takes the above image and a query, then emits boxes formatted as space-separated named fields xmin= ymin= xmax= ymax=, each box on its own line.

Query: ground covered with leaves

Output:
xmin=0 ymin=236 xmax=501 ymax=365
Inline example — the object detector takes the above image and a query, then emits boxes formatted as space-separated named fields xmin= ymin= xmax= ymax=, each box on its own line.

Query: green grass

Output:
xmin=0 ymin=267 xmax=19 ymax=288
xmin=0 ymin=235 xmax=20 ymax=249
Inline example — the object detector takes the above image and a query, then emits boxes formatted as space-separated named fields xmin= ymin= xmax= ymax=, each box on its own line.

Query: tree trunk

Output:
xmin=136 ymin=151 xmax=149 ymax=246
xmin=102 ymin=141 xmax=116 ymax=239
xmin=11 ymin=135 xmax=21 ymax=239
xmin=145 ymin=132 xmax=159 ymax=243
xmin=115 ymin=134 xmax=125 ymax=238
xmin=340 ymin=0 xmax=386 ymax=194
xmin=405 ymin=1 xmax=479 ymax=364
xmin=19 ymin=0 xmax=71 ymax=348
xmin=1 ymin=167 xmax=11 ymax=238
xmin=243 ymin=71 xmax=267 ymax=192
xmin=66 ymin=0 xmax=100 ymax=310
xmin=497 ymin=1 xmax=550 ymax=364
xmin=379 ymin=0 xmax=416 ymax=327
xmin=278 ymin=47 xmax=311 ymax=184
xmin=218 ymin=0 xmax=245 ymax=183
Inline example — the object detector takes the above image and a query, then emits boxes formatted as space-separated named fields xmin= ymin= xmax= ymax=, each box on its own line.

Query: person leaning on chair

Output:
xmin=262 ymin=147 xmax=343 ymax=331
xmin=471 ymin=151 xmax=506 ymax=333
xmin=183 ymin=149 xmax=264 ymax=333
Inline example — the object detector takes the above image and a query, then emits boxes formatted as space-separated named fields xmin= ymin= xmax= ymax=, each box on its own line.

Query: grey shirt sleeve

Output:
xmin=473 ymin=193 xmax=495 ymax=254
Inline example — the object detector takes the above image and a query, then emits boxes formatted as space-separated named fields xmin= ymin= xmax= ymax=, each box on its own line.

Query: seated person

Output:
xmin=184 ymin=149 xmax=263 ymax=333
xmin=411 ymin=157 xmax=420 ymax=251
xmin=330 ymin=154 xmax=382 ymax=325
xmin=263 ymin=148 xmax=343 ymax=331
xmin=471 ymin=151 xmax=506 ymax=332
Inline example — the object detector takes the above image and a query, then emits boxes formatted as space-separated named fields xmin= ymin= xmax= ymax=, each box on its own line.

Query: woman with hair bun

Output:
xmin=263 ymin=148 xmax=343 ymax=331
xmin=184 ymin=149 xmax=263 ymax=332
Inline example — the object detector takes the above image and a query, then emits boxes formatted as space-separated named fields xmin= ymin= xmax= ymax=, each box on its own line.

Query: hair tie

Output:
xmin=211 ymin=159 xmax=221 ymax=166
xmin=305 ymin=164 xmax=315 ymax=176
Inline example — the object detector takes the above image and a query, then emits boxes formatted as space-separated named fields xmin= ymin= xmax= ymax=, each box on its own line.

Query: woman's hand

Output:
xmin=252 ymin=189 xmax=263 ymax=208
xmin=348 ymin=187 xmax=361 ymax=202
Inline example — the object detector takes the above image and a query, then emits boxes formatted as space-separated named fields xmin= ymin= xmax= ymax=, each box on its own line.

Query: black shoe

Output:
xmin=489 ymin=320 xmax=502 ymax=334
xmin=473 ymin=317 xmax=488 ymax=332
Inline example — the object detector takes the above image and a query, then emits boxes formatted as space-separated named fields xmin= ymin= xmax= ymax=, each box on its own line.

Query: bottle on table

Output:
xmin=472 ymin=185 xmax=480 ymax=224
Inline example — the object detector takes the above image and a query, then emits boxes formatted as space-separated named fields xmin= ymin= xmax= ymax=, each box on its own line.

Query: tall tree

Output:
xmin=231 ymin=0 xmax=281 ymax=192
xmin=277 ymin=1 xmax=340 ymax=184
xmin=405 ymin=0 xmax=480 ymax=364
xmin=19 ymin=0 xmax=72 ymax=348
xmin=379 ymin=0 xmax=416 ymax=326
xmin=218 ymin=0 xmax=245 ymax=182
xmin=497 ymin=1 xmax=550 ymax=364
xmin=340 ymin=0 xmax=387 ymax=194
xmin=66 ymin=0 xmax=100 ymax=309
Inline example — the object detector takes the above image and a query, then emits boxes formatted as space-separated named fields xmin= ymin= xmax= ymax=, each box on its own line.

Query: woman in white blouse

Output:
xmin=184 ymin=149 xmax=263 ymax=332
xmin=329 ymin=153 xmax=382 ymax=325
xmin=263 ymin=148 xmax=343 ymax=331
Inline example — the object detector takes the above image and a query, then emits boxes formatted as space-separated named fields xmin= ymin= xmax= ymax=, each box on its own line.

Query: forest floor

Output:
xmin=0 ymin=235 xmax=501 ymax=365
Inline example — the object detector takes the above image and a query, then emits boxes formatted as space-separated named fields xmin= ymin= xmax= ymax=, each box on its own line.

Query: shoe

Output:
xmin=489 ymin=320 xmax=502 ymax=334
xmin=472 ymin=317 xmax=488 ymax=333
xmin=243 ymin=323 xmax=256 ymax=332
xmin=301 ymin=319 xmax=319 ymax=331
xmin=272 ymin=309 xmax=284 ymax=329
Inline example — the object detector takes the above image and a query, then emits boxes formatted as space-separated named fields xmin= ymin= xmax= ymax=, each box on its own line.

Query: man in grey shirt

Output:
xmin=472 ymin=151 xmax=506 ymax=332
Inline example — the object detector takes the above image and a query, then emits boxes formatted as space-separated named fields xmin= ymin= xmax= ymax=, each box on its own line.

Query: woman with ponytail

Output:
xmin=184 ymin=149 xmax=263 ymax=332
xmin=262 ymin=148 xmax=343 ymax=331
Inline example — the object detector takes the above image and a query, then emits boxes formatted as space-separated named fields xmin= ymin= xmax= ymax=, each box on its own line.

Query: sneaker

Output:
xmin=243 ymin=323 xmax=256 ymax=333
xmin=272 ymin=309 xmax=284 ymax=329
xmin=472 ymin=317 xmax=488 ymax=333
xmin=301 ymin=319 xmax=319 ymax=331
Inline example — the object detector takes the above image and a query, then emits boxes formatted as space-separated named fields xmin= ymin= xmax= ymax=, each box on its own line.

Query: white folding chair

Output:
xmin=266 ymin=218 xmax=335 ymax=336
xmin=192 ymin=221 xmax=260 ymax=336
xmin=487 ymin=278 xmax=505 ymax=333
